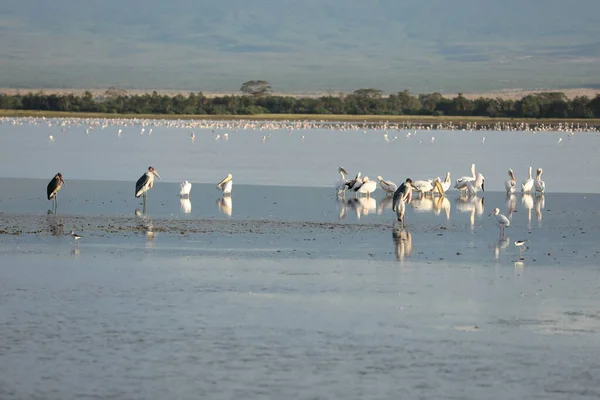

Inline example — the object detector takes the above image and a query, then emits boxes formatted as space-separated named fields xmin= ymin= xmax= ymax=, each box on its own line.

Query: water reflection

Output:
xmin=336 ymin=197 xmax=347 ymax=220
xmin=46 ymin=213 xmax=65 ymax=237
xmin=180 ymin=198 xmax=192 ymax=214
xmin=217 ymin=196 xmax=232 ymax=217
xmin=535 ymin=194 xmax=545 ymax=226
xmin=494 ymin=235 xmax=511 ymax=260
xmin=411 ymin=195 xmax=436 ymax=214
xmin=505 ymin=194 xmax=516 ymax=219
xmin=392 ymin=225 xmax=412 ymax=261
xmin=347 ymin=197 xmax=376 ymax=219
xmin=432 ymin=196 xmax=451 ymax=220
xmin=377 ymin=196 xmax=393 ymax=215
xmin=521 ymin=194 xmax=534 ymax=228
xmin=71 ymin=245 xmax=80 ymax=257
xmin=455 ymin=196 xmax=484 ymax=228
xmin=135 ymin=208 xmax=156 ymax=245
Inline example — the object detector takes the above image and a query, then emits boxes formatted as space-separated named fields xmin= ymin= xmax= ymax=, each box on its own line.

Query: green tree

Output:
xmin=240 ymin=80 xmax=272 ymax=96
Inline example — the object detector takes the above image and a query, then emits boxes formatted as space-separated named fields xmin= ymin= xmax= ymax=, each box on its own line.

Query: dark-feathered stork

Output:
xmin=135 ymin=166 xmax=161 ymax=205
xmin=392 ymin=178 xmax=416 ymax=224
xmin=47 ymin=172 xmax=65 ymax=211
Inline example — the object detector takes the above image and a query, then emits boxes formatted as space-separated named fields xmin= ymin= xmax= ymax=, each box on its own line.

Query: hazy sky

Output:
xmin=1 ymin=0 xmax=599 ymax=93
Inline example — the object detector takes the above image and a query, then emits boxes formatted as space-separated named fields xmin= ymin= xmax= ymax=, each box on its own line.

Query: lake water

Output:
xmin=1 ymin=117 xmax=600 ymax=400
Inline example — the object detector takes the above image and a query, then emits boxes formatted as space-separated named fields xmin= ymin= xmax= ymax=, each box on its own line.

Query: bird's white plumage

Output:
xmin=534 ymin=168 xmax=545 ymax=193
xmin=335 ymin=167 xmax=349 ymax=193
xmin=217 ymin=173 xmax=233 ymax=195
xmin=377 ymin=176 xmax=397 ymax=196
xmin=357 ymin=177 xmax=377 ymax=197
xmin=179 ymin=180 xmax=192 ymax=197
xmin=454 ymin=164 xmax=476 ymax=191
xmin=521 ymin=166 xmax=534 ymax=193
xmin=505 ymin=169 xmax=516 ymax=194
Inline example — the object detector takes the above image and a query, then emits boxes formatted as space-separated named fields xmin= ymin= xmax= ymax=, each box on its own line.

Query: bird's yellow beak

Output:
xmin=434 ymin=180 xmax=444 ymax=196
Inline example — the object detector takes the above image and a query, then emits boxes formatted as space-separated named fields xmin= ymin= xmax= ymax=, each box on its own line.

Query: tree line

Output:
xmin=1 ymin=88 xmax=599 ymax=119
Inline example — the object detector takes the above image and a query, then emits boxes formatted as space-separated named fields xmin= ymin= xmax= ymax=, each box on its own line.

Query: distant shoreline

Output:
xmin=1 ymin=87 xmax=599 ymax=101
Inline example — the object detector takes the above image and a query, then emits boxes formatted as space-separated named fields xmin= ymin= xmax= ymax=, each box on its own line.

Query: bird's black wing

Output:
xmin=47 ymin=176 xmax=59 ymax=200
xmin=135 ymin=174 xmax=150 ymax=198
xmin=392 ymin=183 xmax=407 ymax=211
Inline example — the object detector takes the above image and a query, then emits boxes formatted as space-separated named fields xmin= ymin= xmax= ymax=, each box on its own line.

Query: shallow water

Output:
xmin=1 ymin=117 xmax=600 ymax=191
xmin=1 ymin=118 xmax=600 ymax=399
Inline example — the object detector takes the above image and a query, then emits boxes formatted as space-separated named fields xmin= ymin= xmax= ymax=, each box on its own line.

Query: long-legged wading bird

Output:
xmin=135 ymin=166 xmax=161 ymax=204
xmin=217 ymin=173 xmax=233 ymax=195
xmin=47 ymin=173 xmax=65 ymax=211
xmin=392 ymin=178 xmax=416 ymax=223
xmin=489 ymin=207 xmax=510 ymax=236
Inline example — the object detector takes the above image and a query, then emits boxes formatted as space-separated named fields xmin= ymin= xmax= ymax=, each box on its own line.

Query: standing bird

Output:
xmin=534 ymin=168 xmax=545 ymax=194
xmin=454 ymin=164 xmax=476 ymax=192
xmin=521 ymin=166 xmax=534 ymax=194
xmin=433 ymin=172 xmax=451 ymax=195
xmin=335 ymin=167 xmax=350 ymax=195
xmin=356 ymin=176 xmax=377 ymax=198
xmin=377 ymin=176 xmax=398 ymax=196
xmin=505 ymin=169 xmax=516 ymax=194
xmin=489 ymin=208 xmax=510 ymax=237
xmin=392 ymin=178 xmax=415 ymax=223
xmin=135 ymin=166 xmax=161 ymax=204
xmin=47 ymin=173 xmax=65 ymax=212
xmin=465 ymin=173 xmax=485 ymax=196
xmin=71 ymin=231 xmax=83 ymax=241
xmin=180 ymin=180 xmax=192 ymax=198
xmin=217 ymin=173 xmax=233 ymax=195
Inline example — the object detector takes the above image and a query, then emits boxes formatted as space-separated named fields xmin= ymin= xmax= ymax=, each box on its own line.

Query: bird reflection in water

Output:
xmin=392 ymin=224 xmax=412 ymax=261
xmin=135 ymin=208 xmax=156 ymax=244
xmin=494 ymin=235 xmax=511 ymax=260
xmin=336 ymin=196 xmax=347 ymax=220
xmin=377 ymin=196 xmax=393 ymax=215
xmin=410 ymin=195 xmax=435 ymax=214
xmin=217 ymin=196 xmax=232 ymax=217
xmin=346 ymin=197 xmax=376 ymax=219
xmin=46 ymin=213 xmax=65 ymax=237
xmin=180 ymin=198 xmax=192 ymax=214
xmin=535 ymin=194 xmax=544 ymax=226
xmin=71 ymin=245 xmax=80 ymax=257
xmin=521 ymin=194 xmax=534 ymax=228
xmin=505 ymin=194 xmax=516 ymax=219
xmin=432 ymin=196 xmax=451 ymax=220
xmin=455 ymin=195 xmax=484 ymax=229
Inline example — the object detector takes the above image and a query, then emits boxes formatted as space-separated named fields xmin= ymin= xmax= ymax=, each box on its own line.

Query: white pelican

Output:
xmin=179 ymin=180 xmax=192 ymax=198
xmin=135 ymin=167 xmax=161 ymax=203
xmin=505 ymin=169 xmax=516 ymax=194
xmin=454 ymin=164 xmax=476 ymax=192
xmin=465 ymin=173 xmax=485 ymax=196
xmin=335 ymin=167 xmax=349 ymax=194
xmin=346 ymin=172 xmax=363 ymax=195
xmin=217 ymin=173 xmax=233 ymax=195
xmin=534 ymin=168 xmax=545 ymax=193
xmin=47 ymin=172 xmax=65 ymax=212
xmin=357 ymin=177 xmax=377 ymax=198
xmin=433 ymin=172 xmax=451 ymax=195
xmin=377 ymin=176 xmax=397 ymax=196
xmin=521 ymin=166 xmax=534 ymax=194
xmin=489 ymin=208 xmax=510 ymax=236
xmin=412 ymin=179 xmax=435 ymax=195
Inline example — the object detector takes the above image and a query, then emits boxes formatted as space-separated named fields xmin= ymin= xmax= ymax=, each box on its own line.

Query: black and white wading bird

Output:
xmin=135 ymin=166 xmax=161 ymax=205
xmin=47 ymin=172 xmax=65 ymax=212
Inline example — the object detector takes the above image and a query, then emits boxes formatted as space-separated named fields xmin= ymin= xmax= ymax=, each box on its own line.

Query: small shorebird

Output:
xmin=514 ymin=240 xmax=528 ymax=251
xmin=71 ymin=231 xmax=83 ymax=241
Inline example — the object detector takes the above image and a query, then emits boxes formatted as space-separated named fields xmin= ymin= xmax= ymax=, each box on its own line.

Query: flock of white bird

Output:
xmin=333 ymin=163 xmax=546 ymax=237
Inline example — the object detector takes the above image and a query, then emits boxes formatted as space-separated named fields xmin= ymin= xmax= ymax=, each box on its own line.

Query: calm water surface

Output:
xmin=1 ymin=118 xmax=600 ymax=399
